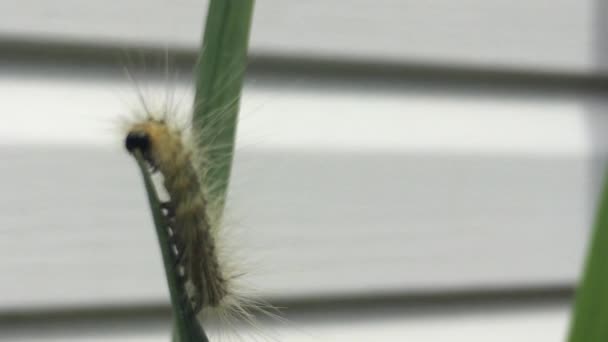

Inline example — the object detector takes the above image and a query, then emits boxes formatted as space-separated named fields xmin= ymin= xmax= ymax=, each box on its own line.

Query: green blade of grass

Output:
xmin=193 ymin=0 xmax=255 ymax=209
xmin=568 ymin=174 xmax=608 ymax=341
xmin=133 ymin=153 xmax=209 ymax=342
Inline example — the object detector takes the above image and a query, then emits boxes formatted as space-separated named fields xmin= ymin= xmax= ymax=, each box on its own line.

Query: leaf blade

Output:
xmin=568 ymin=174 xmax=608 ymax=341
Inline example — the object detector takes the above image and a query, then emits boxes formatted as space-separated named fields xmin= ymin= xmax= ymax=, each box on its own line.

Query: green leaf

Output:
xmin=193 ymin=0 xmax=255 ymax=209
xmin=133 ymin=152 xmax=209 ymax=342
xmin=568 ymin=174 xmax=608 ymax=341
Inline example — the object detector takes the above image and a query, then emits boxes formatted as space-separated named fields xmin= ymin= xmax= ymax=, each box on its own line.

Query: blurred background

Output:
xmin=1 ymin=0 xmax=607 ymax=340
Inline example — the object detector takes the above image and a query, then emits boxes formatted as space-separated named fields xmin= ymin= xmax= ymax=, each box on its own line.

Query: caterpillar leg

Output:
xmin=167 ymin=234 xmax=186 ymax=268
xmin=172 ymin=245 xmax=186 ymax=268
xmin=191 ymin=294 xmax=203 ymax=314
xmin=160 ymin=201 xmax=175 ymax=218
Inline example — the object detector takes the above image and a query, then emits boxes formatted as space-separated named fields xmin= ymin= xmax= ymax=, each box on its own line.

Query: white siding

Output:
xmin=0 ymin=0 xmax=604 ymax=74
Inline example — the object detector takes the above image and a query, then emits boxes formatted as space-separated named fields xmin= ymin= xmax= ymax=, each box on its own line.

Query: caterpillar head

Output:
xmin=125 ymin=131 xmax=150 ymax=154
xmin=124 ymin=120 xmax=168 ymax=170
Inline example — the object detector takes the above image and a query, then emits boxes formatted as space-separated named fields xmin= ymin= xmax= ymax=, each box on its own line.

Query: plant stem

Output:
xmin=134 ymin=153 xmax=209 ymax=342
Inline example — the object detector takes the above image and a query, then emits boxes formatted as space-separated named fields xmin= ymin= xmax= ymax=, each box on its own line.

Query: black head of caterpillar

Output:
xmin=125 ymin=131 xmax=158 ymax=169
xmin=124 ymin=120 xmax=167 ymax=171
xmin=125 ymin=131 xmax=150 ymax=154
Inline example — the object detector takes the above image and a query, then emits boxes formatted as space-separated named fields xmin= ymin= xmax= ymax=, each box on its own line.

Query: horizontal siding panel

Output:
xmin=0 ymin=0 xmax=602 ymax=75
xmin=0 ymin=60 xmax=600 ymax=309
xmin=0 ymin=147 xmax=591 ymax=309
xmin=0 ymin=303 xmax=569 ymax=341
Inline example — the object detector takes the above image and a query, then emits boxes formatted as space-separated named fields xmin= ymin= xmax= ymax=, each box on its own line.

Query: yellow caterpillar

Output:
xmin=123 ymin=110 xmax=277 ymax=337
xmin=126 ymin=117 xmax=226 ymax=311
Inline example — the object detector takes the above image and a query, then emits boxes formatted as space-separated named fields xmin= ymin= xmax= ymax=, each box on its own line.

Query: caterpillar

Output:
xmin=126 ymin=116 xmax=226 ymax=311
xmin=123 ymin=108 xmax=277 ymax=335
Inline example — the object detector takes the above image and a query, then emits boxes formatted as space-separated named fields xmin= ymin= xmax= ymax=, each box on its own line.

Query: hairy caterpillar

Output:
xmin=123 ymin=107 xmax=278 ymax=336
xmin=126 ymin=117 xmax=226 ymax=310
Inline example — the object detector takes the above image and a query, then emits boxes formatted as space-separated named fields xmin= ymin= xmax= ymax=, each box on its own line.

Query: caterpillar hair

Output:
xmin=123 ymin=108 xmax=279 ymax=337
